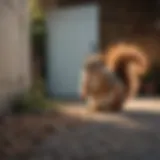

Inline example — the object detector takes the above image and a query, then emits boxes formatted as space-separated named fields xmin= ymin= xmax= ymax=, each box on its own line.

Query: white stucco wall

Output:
xmin=0 ymin=0 xmax=31 ymax=113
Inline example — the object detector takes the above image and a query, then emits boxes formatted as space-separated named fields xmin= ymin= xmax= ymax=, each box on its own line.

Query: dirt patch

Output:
xmin=0 ymin=110 xmax=84 ymax=160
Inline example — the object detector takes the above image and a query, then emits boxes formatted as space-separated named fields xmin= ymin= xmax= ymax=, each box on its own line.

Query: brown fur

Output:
xmin=104 ymin=42 xmax=149 ymax=99
xmin=79 ymin=54 xmax=126 ymax=112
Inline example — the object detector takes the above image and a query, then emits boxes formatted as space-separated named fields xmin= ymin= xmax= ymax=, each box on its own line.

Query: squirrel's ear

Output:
xmin=85 ymin=52 xmax=103 ymax=60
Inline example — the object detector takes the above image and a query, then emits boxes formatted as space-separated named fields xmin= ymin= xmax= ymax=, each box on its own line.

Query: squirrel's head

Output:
xmin=84 ymin=54 xmax=105 ymax=72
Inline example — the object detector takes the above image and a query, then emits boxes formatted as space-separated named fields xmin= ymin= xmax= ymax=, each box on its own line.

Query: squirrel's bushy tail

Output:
xmin=104 ymin=42 xmax=149 ymax=99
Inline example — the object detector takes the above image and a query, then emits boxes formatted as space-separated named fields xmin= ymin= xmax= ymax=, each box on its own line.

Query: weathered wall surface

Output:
xmin=0 ymin=0 xmax=31 ymax=113
xmin=100 ymin=0 xmax=158 ymax=45
xmin=99 ymin=0 xmax=160 ymax=64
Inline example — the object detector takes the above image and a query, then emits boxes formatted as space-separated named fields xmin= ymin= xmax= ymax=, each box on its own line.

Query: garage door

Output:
xmin=46 ymin=4 xmax=99 ymax=99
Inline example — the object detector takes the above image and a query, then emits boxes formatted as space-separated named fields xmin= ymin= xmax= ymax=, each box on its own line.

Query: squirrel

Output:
xmin=79 ymin=42 xmax=149 ymax=112
xmin=103 ymin=42 xmax=149 ymax=99
xmin=79 ymin=54 xmax=126 ymax=112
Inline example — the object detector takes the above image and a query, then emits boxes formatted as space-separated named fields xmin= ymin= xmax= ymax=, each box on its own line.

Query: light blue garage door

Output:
xmin=46 ymin=4 xmax=99 ymax=100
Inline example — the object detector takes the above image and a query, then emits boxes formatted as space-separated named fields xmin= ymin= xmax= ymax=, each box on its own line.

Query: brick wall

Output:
xmin=100 ymin=0 xmax=158 ymax=47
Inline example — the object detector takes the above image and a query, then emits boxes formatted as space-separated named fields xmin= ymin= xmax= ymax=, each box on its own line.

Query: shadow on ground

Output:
xmin=28 ymin=108 xmax=160 ymax=160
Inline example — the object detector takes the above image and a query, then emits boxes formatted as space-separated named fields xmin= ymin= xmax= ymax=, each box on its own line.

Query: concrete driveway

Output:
xmin=29 ymin=98 xmax=160 ymax=160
